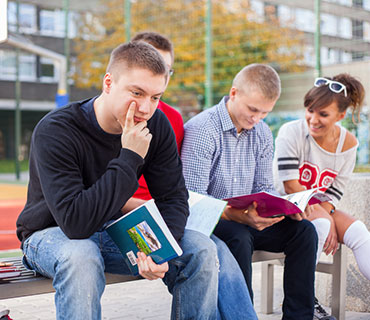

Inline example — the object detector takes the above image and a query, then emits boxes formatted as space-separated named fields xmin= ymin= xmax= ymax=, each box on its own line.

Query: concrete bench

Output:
xmin=315 ymin=173 xmax=370 ymax=316
xmin=1 ymin=249 xmax=346 ymax=320
xmin=257 ymin=172 xmax=370 ymax=320
xmin=0 ymin=256 xmax=140 ymax=300
xmin=256 ymin=247 xmax=347 ymax=320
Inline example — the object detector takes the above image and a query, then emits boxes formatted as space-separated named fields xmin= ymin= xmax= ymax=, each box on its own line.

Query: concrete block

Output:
xmin=315 ymin=173 xmax=370 ymax=312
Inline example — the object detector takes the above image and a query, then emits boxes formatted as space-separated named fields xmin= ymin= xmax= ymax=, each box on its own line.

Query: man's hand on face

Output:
xmin=223 ymin=201 xmax=284 ymax=231
xmin=136 ymin=252 xmax=168 ymax=280
xmin=118 ymin=102 xmax=152 ymax=159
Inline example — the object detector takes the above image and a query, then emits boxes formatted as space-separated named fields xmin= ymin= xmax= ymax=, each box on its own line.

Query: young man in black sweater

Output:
xmin=16 ymin=41 xmax=255 ymax=320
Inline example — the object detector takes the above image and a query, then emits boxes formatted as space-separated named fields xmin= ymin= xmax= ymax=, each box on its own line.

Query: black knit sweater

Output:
xmin=17 ymin=98 xmax=189 ymax=245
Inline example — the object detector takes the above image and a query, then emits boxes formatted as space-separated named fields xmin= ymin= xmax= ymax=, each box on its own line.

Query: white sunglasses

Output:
xmin=314 ymin=77 xmax=347 ymax=97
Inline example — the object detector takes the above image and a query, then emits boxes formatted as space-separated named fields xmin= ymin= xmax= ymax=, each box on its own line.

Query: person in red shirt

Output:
xmin=124 ymin=32 xmax=184 ymax=207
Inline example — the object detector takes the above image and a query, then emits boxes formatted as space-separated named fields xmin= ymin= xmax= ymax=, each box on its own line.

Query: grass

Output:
xmin=354 ymin=164 xmax=370 ymax=173
xmin=0 ymin=249 xmax=22 ymax=258
xmin=0 ymin=159 xmax=29 ymax=173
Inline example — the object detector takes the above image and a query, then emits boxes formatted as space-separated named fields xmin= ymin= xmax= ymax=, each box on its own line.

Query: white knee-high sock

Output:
xmin=343 ymin=220 xmax=370 ymax=280
xmin=311 ymin=218 xmax=331 ymax=265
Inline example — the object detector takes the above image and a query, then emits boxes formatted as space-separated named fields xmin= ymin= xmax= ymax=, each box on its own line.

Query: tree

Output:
xmin=73 ymin=0 xmax=306 ymax=110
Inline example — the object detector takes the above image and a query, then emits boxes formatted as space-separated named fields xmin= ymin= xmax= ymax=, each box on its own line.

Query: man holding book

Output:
xmin=16 ymin=41 xmax=256 ymax=319
xmin=181 ymin=63 xmax=318 ymax=320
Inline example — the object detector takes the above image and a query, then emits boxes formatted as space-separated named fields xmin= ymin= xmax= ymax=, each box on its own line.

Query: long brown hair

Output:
xmin=304 ymin=73 xmax=365 ymax=123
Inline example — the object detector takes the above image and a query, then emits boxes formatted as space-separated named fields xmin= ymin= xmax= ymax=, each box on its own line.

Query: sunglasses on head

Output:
xmin=314 ymin=77 xmax=347 ymax=97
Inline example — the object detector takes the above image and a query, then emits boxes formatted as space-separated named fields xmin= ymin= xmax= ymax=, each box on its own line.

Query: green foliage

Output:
xmin=73 ymin=0 xmax=306 ymax=109
xmin=354 ymin=164 xmax=370 ymax=173
xmin=0 ymin=160 xmax=29 ymax=173
xmin=0 ymin=250 xmax=22 ymax=258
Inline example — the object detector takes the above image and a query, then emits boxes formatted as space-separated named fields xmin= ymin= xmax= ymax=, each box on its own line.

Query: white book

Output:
xmin=186 ymin=191 xmax=227 ymax=237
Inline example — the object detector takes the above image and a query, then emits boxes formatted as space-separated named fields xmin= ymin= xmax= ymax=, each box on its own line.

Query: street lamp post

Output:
xmin=125 ymin=0 xmax=131 ymax=41
xmin=15 ymin=0 xmax=21 ymax=180
xmin=314 ymin=0 xmax=321 ymax=77
xmin=205 ymin=0 xmax=213 ymax=109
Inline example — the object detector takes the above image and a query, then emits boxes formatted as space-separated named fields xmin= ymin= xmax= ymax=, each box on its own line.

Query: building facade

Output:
xmin=0 ymin=0 xmax=99 ymax=160
xmin=1 ymin=0 xmax=369 ymax=161
xmin=249 ymin=0 xmax=370 ymax=66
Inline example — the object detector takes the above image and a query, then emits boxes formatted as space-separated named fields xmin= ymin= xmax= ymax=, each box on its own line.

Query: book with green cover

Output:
xmin=105 ymin=199 xmax=183 ymax=276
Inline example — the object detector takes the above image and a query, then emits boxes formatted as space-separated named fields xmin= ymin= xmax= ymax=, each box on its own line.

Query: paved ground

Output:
xmin=1 ymin=263 xmax=370 ymax=320
xmin=0 ymin=172 xmax=29 ymax=185
xmin=1 ymin=174 xmax=370 ymax=319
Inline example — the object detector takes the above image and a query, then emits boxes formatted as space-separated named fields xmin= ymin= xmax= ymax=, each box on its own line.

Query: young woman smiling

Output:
xmin=273 ymin=74 xmax=369 ymax=318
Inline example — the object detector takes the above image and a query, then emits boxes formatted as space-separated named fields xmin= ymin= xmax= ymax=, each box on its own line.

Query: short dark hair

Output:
xmin=304 ymin=73 xmax=365 ymax=123
xmin=106 ymin=41 xmax=167 ymax=81
xmin=132 ymin=31 xmax=174 ymax=62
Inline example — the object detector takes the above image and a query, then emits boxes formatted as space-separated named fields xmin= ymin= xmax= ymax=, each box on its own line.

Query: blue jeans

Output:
xmin=23 ymin=227 xmax=256 ymax=320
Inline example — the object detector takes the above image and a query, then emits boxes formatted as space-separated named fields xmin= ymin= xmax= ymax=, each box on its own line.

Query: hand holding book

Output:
xmin=223 ymin=201 xmax=284 ymax=231
xmin=136 ymin=251 xmax=168 ymax=280
xmin=105 ymin=199 xmax=182 ymax=276
xmin=225 ymin=189 xmax=332 ymax=218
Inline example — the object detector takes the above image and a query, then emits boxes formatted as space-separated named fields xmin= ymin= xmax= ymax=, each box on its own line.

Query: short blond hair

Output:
xmin=232 ymin=64 xmax=281 ymax=101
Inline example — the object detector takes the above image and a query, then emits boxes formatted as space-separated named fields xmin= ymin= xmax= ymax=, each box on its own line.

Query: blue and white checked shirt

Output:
xmin=181 ymin=96 xmax=276 ymax=200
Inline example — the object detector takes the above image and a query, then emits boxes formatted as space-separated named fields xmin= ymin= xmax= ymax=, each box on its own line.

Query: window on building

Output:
xmin=364 ymin=0 xmax=370 ymax=10
xmin=340 ymin=51 xmax=352 ymax=63
xmin=264 ymin=2 xmax=278 ymax=20
xmin=8 ymin=1 xmax=36 ymax=33
xmin=321 ymin=13 xmax=338 ymax=36
xmin=352 ymin=52 xmax=365 ymax=60
xmin=0 ymin=50 xmax=36 ymax=81
xmin=364 ymin=21 xmax=370 ymax=41
xmin=321 ymin=47 xmax=329 ymax=65
xmin=338 ymin=0 xmax=352 ymax=6
xmin=353 ymin=0 xmax=363 ymax=8
xmin=352 ymin=20 xmax=364 ymax=39
xmin=39 ymin=57 xmax=58 ymax=82
xmin=295 ymin=8 xmax=315 ymax=33
xmin=329 ymin=48 xmax=339 ymax=64
xmin=40 ymin=9 xmax=65 ymax=37
xmin=326 ymin=0 xmax=351 ymax=6
xmin=277 ymin=5 xmax=294 ymax=27
xmin=19 ymin=53 xmax=36 ymax=81
xmin=321 ymin=47 xmax=340 ymax=65
xmin=68 ymin=12 xmax=78 ymax=38
xmin=338 ymin=17 xmax=352 ymax=39
xmin=0 ymin=50 xmax=16 ymax=79
xmin=249 ymin=0 xmax=264 ymax=23
xmin=303 ymin=45 xmax=315 ymax=67
xmin=39 ymin=9 xmax=78 ymax=38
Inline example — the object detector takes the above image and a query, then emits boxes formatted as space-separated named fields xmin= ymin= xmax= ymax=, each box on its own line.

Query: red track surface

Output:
xmin=0 ymin=199 xmax=25 ymax=250
xmin=0 ymin=184 xmax=27 ymax=251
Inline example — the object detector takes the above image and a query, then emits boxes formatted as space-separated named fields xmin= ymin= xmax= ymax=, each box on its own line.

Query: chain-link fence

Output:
xmin=1 ymin=0 xmax=370 ymax=168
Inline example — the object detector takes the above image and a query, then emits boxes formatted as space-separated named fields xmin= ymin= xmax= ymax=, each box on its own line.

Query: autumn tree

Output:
xmin=73 ymin=0 xmax=306 ymax=110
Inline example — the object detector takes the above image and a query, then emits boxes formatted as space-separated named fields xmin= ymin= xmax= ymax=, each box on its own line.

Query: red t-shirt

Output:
xmin=133 ymin=100 xmax=184 ymax=200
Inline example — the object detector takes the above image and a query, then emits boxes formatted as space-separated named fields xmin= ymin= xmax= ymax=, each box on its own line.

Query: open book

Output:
xmin=224 ymin=189 xmax=332 ymax=218
xmin=186 ymin=191 xmax=227 ymax=237
xmin=105 ymin=199 xmax=183 ymax=275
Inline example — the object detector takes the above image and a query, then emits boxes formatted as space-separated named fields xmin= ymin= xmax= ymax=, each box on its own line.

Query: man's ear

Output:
xmin=103 ymin=73 xmax=113 ymax=93
xmin=229 ymin=87 xmax=237 ymax=100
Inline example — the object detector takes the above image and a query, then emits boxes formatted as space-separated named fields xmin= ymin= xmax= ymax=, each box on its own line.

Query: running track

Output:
xmin=0 ymin=184 xmax=27 ymax=250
